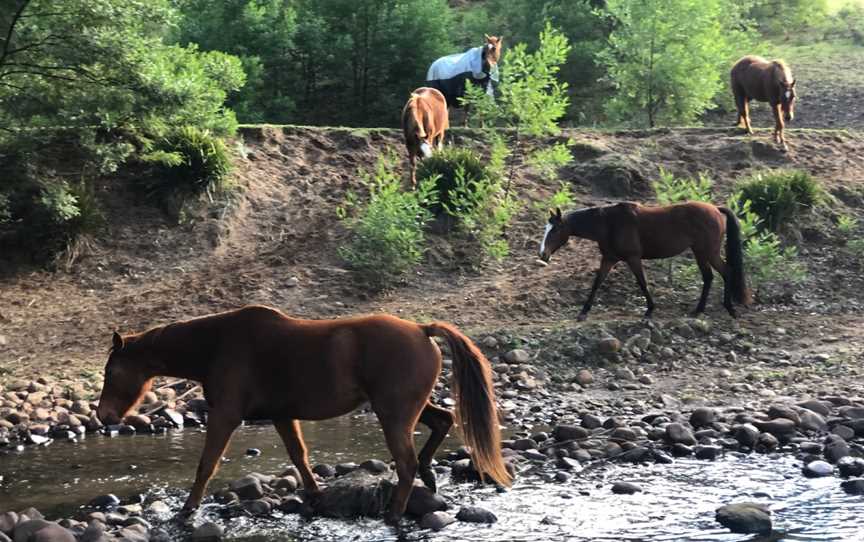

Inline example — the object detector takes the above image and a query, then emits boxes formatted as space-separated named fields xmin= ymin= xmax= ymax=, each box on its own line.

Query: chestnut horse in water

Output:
xmin=538 ymin=202 xmax=751 ymax=320
xmin=731 ymin=55 xmax=796 ymax=150
xmin=96 ymin=306 xmax=510 ymax=523
xmin=402 ymin=87 xmax=448 ymax=188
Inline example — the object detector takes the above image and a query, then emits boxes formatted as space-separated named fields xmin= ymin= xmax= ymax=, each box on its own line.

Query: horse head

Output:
xmin=780 ymin=79 xmax=796 ymax=122
xmin=96 ymin=331 xmax=156 ymax=425
xmin=482 ymin=34 xmax=503 ymax=71
xmin=539 ymin=207 xmax=569 ymax=262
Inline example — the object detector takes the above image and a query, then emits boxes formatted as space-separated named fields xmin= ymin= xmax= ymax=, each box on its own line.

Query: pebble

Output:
xmin=456 ymin=506 xmax=497 ymax=523
xmin=803 ymin=460 xmax=834 ymax=477
xmin=574 ymin=369 xmax=594 ymax=387
xmin=841 ymin=479 xmax=864 ymax=495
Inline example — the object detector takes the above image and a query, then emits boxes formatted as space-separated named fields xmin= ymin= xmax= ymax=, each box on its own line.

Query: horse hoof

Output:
xmin=420 ymin=468 xmax=438 ymax=493
xmin=384 ymin=512 xmax=402 ymax=526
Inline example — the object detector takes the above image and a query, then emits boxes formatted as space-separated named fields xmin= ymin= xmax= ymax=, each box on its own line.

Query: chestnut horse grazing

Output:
xmin=402 ymin=87 xmax=448 ymax=188
xmin=96 ymin=306 xmax=510 ymax=524
xmin=731 ymin=55 xmax=797 ymax=150
xmin=538 ymin=202 xmax=751 ymax=320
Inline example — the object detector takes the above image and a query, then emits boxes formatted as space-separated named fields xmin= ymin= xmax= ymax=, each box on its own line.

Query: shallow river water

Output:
xmin=1 ymin=414 xmax=863 ymax=541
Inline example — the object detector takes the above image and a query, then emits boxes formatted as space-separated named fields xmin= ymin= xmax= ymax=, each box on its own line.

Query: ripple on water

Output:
xmin=2 ymin=418 xmax=863 ymax=541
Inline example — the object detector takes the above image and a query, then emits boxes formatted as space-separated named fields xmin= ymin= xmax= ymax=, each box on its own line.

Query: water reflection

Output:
xmin=2 ymin=416 xmax=863 ymax=541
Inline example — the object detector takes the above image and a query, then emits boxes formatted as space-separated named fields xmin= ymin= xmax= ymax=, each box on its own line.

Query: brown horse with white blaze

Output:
xmin=731 ymin=55 xmax=796 ymax=150
xmin=96 ymin=305 xmax=510 ymax=524
xmin=402 ymin=87 xmax=448 ymax=188
xmin=538 ymin=202 xmax=751 ymax=320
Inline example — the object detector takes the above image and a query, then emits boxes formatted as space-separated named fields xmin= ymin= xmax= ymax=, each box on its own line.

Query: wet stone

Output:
xmin=671 ymin=443 xmax=693 ymax=457
xmin=837 ymin=456 xmax=864 ymax=478
xmin=797 ymin=400 xmax=831 ymax=416
xmin=407 ymin=484 xmax=447 ymax=517
xmin=420 ymin=511 xmax=456 ymax=531
xmin=690 ymin=407 xmax=716 ymax=428
xmin=30 ymin=524 xmax=76 ymax=542
xmin=278 ymin=496 xmax=304 ymax=514
xmin=229 ymin=475 xmax=265 ymax=500
xmin=12 ymin=520 xmax=52 ymax=542
xmin=581 ymin=414 xmax=603 ymax=430
xmin=803 ymin=460 xmax=834 ymax=478
xmin=754 ymin=419 xmax=796 ymax=439
xmin=359 ymin=459 xmax=389 ymax=474
xmin=841 ymin=479 xmax=864 ymax=495
xmin=665 ymin=423 xmax=697 ymax=446
xmin=0 ymin=512 xmax=17 ymax=536
xmin=715 ymin=502 xmax=772 ymax=535
xmin=831 ymin=425 xmax=855 ymax=441
xmin=243 ymin=499 xmax=272 ymax=516
xmin=312 ymin=464 xmax=336 ymax=479
xmin=335 ymin=462 xmax=359 ymax=476
xmin=611 ymin=482 xmax=641 ymax=494
xmin=456 ymin=506 xmax=497 ymax=524
xmin=757 ymin=432 xmax=779 ymax=452
xmin=553 ymin=424 xmax=589 ymax=441
xmin=694 ymin=445 xmax=722 ymax=460
xmin=824 ymin=438 xmax=850 ymax=463
xmin=88 ymin=494 xmax=120 ymax=510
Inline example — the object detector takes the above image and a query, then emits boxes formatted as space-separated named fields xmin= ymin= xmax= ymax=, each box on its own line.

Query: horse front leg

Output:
xmin=578 ymin=258 xmax=615 ymax=321
xmin=182 ymin=413 xmax=241 ymax=512
xmin=772 ymin=104 xmax=787 ymax=150
xmin=624 ymin=257 xmax=656 ymax=319
xmin=274 ymin=419 xmax=320 ymax=497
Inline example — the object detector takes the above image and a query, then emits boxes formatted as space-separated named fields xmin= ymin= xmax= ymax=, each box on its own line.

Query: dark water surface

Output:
xmin=2 ymin=414 xmax=863 ymax=541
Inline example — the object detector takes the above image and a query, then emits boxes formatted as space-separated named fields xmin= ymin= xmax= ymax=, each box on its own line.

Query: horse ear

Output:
xmin=790 ymin=79 xmax=796 ymax=88
xmin=555 ymin=207 xmax=563 ymax=220
xmin=484 ymin=33 xmax=491 ymax=41
xmin=112 ymin=331 xmax=124 ymax=351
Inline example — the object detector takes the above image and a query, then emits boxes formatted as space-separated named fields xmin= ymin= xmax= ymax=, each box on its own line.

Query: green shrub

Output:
xmin=141 ymin=126 xmax=233 ymax=200
xmin=653 ymin=168 xmax=713 ymax=204
xmin=736 ymin=170 xmax=821 ymax=232
xmin=726 ymin=194 xmax=806 ymax=291
xmin=338 ymin=155 xmax=437 ymax=288
xmin=416 ymin=148 xmax=488 ymax=215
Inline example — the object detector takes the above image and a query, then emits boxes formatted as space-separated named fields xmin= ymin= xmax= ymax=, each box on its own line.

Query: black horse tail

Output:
xmin=719 ymin=207 xmax=752 ymax=306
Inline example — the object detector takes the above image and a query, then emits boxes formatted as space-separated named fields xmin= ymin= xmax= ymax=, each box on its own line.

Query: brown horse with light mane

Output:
xmin=731 ymin=55 xmax=797 ymax=150
xmin=402 ymin=87 xmax=449 ymax=188
xmin=538 ymin=202 xmax=751 ymax=320
xmin=96 ymin=305 xmax=510 ymax=524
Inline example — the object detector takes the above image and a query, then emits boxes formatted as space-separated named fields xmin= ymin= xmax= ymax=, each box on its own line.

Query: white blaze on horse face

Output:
xmin=420 ymin=141 xmax=432 ymax=158
xmin=539 ymin=223 xmax=553 ymax=258
xmin=785 ymin=90 xmax=791 ymax=100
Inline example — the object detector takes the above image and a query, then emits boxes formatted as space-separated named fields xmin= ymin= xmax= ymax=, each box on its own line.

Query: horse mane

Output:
xmin=408 ymin=93 xmax=427 ymax=138
xmin=771 ymin=59 xmax=793 ymax=82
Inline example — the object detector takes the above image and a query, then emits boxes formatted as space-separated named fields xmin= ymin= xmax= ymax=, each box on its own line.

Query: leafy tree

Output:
xmin=598 ymin=0 xmax=752 ymax=127
xmin=748 ymin=0 xmax=829 ymax=36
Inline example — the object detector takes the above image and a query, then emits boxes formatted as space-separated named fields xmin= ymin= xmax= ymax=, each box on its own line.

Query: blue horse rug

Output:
xmin=425 ymin=46 xmax=499 ymax=108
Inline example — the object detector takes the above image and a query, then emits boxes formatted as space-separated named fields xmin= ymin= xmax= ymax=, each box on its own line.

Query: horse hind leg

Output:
xmin=691 ymin=252 xmax=714 ymax=316
xmin=377 ymin=411 xmax=421 ymax=524
xmin=707 ymin=252 xmax=736 ymax=317
xmin=274 ymin=419 xmax=321 ymax=496
xmin=417 ymin=402 xmax=454 ymax=493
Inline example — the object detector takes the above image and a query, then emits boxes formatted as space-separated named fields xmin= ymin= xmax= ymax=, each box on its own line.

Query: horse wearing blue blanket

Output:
xmin=425 ymin=35 xmax=502 ymax=119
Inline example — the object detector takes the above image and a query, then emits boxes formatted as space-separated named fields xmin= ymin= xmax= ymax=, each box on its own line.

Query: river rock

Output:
xmin=456 ymin=506 xmax=497 ymax=523
xmin=803 ymin=460 xmax=834 ymax=477
xmin=753 ymin=418 xmax=796 ymax=439
xmin=757 ymin=432 xmax=779 ymax=451
xmin=12 ymin=519 xmax=52 ymax=542
xmin=797 ymin=399 xmax=831 ymax=416
xmin=359 ymin=459 xmax=389 ymax=474
xmin=407 ymin=510 xmax=451 ymax=533
xmin=123 ymin=415 xmax=151 ymax=431
xmin=146 ymin=501 xmax=171 ymax=516
xmin=407 ymin=484 xmax=447 ymax=516
xmin=553 ymin=424 xmax=589 ymax=441
xmin=798 ymin=410 xmax=827 ymax=433
xmin=243 ymin=499 xmax=272 ymax=516
xmin=715 ymin=502 xmax=772 ymax=535
xmin=837 ymin=456 xmax=864 ymax=478
xmin=831 ymin=424 xmax=855 ymax=440
xmin=312 ymin=464 xmax=336 ymax=479
xmin=511 ymin=438 xmax=537 ymax=451
xmin=611 ymin=482 xmax=641 ymax=494
xmin=665 ymin=423 xmax=696 ymax=446
xmin=504 ymin=349 xmax=530 ymax=364
xmin=689 ymin=407 xmax=716 ymax=428
xmin=841 ymin=479 xmax=864 ymax=495
xmin=274 ymin=476 xmax=298 ymax=493
xmin=313 ymin=470 xmax=390 ymax=518
xmin=574 ymin=370 xmax=594 ymax=387
xmin=596 ymin=337 xmax=621 ymax=354
xmin=767 ymin=405 xmax=800 ymax=424
xmin=824 ymin=437 xmax=850 ymax=463
xmin=694 ymin=445 xmax=722 ymax=460
xmin=733 ymin=423 xmax=760 ymax=448
xmin=115 ymin=525 xmax=148 ymax=542
xmin=581 ymin=414 xmax=602 ymax=429
xmin=0 ymin=512 xmax=17 ymax=536
xmin=31 ymin=524 xmax=76 ymax=542
xmin=278 ymin=496 xmax=304 ymax=514
xmin=88 ymin=494 xmax=120 ymax=510
xmin=229 ymin=475 xmax=265 ymax=500
xmin=191 ymin=521 xmax=223 ymax=541
xmin=838 ymin=406 xmax=864 ymax=419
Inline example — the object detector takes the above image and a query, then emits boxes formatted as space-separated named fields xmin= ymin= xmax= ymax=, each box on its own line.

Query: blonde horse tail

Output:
xmin=422 ymin=322 xmax=511 ymax=488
